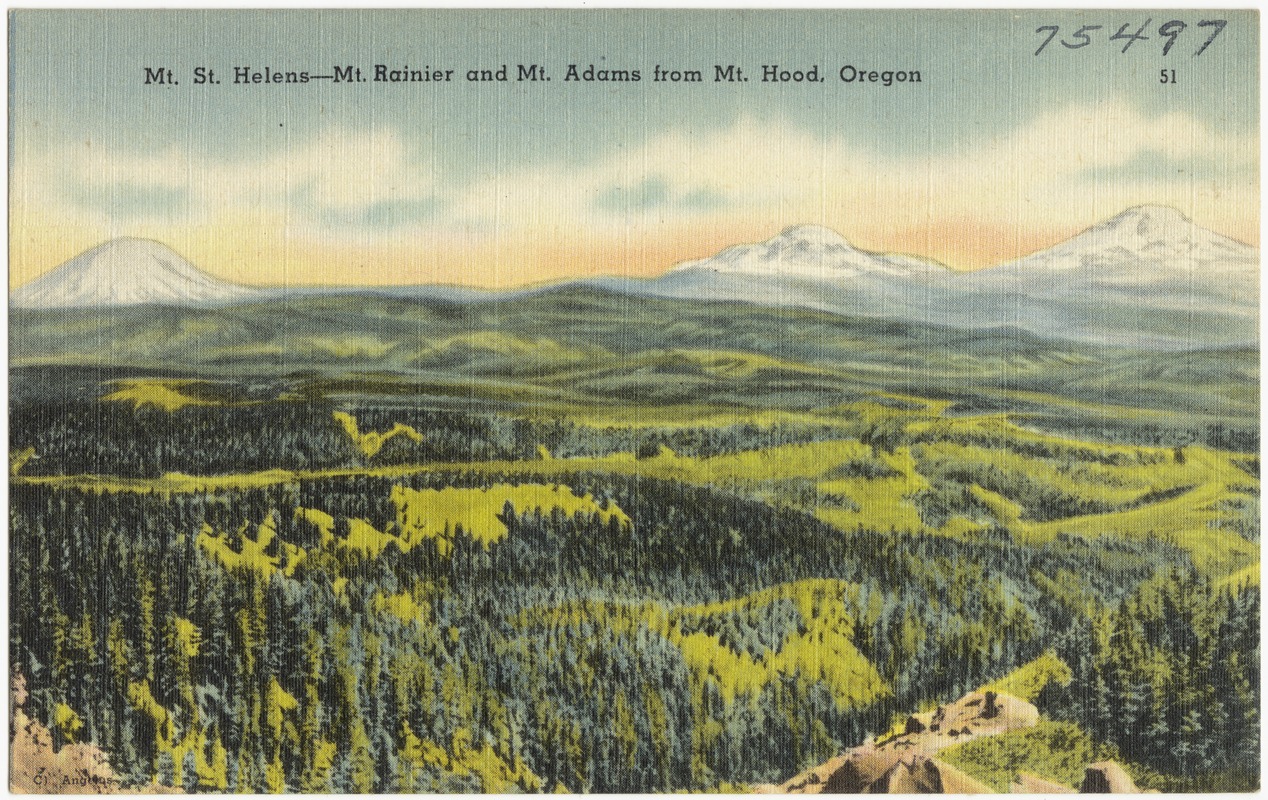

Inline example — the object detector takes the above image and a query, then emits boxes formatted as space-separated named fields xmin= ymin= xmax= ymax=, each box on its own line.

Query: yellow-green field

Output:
xmin=512 ymin=579 xmax=887 ymax=710
xmin=199 ymin=483 xmax=630 ymax=572
xmin=17 ymin=391 xmax=1259 ymax=582
xmin=333 ymin=411 xmax=425 ymax=458
xmin=100 ymin=378 xmax=222 ymax=412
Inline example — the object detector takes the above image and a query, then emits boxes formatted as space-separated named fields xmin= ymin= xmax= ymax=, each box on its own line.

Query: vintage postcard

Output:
xmin=7 ymin=9 xmax=1259 ymax=794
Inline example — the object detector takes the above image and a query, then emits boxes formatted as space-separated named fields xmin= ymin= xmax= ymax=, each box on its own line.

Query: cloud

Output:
xmin=967 ymin=101 xmax=1253 ymax=173
xmin=16 ymin=126 xmax=439 ymax=230
xmin=446 ymin=118 xmax=858 ymax=236
xmin=441 ymin=102 xmax=1254 ymax=265
xmin=593 ymin=176 xmax=730 ymax=214
xmin=1074 ymin=150 xmax=1244 ymax=184
xmin=11 ymin=101 xmax=1257 ymax=287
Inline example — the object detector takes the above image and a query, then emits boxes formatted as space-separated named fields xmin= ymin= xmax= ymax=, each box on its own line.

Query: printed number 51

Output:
xmin=1160 ymin=68 xmax=1177 ymax=83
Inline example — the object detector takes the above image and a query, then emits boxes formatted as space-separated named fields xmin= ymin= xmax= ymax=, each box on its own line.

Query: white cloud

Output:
xmin=446 ymin=101 xmax=1254 ymax=243
xmin=12 ymin=102 xmax=1256 ymax=261
xmin=15 ymin=126 xmax=438 ymax=230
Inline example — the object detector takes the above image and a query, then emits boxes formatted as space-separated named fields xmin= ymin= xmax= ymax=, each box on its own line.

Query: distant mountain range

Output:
xmin=11 ymin=206 xmax=1258 ymax=349
xmin=607 ymin=206 xmax=1258 ymax=349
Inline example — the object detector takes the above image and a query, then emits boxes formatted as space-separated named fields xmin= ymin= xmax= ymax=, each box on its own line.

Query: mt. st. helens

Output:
xmin=11 ymin=238 xmax=259 ymax=309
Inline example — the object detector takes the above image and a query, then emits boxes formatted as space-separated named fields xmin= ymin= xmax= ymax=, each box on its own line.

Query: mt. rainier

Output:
xmin=671 ymin=224 xmax=945 ymax=280
xmin=608 ymin=225 xmax=953 ymax=324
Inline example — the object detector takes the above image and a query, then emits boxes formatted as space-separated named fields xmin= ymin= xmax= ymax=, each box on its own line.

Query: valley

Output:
xmin=7 ymin=209 xmax=1260 ymax=792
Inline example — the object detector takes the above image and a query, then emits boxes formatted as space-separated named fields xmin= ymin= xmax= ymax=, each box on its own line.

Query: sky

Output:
xmin=8 ymin=9 xmax=1260 ymax=289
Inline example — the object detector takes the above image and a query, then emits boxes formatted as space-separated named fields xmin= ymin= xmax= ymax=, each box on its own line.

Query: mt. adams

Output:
xmin=993 ymin=205 xmax=1257 ymax=280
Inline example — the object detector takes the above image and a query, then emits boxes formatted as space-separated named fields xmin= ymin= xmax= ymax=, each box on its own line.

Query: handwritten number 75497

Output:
xmin=1034 ymin=19 xmax=1226 ymax=56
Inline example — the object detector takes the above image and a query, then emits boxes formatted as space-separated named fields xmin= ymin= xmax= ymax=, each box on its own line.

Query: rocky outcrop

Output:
xmin=863 ymin=753 xmax=994 ymax=794
xmin=759 ymin=689 xmax=1147 ymax=794
xmin=766 ymin=690 xmax=1040 ymax=793
xmin=9 ymin=672 xmax=176 ymax=794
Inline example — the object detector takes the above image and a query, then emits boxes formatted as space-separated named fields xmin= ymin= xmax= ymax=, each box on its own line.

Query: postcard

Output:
xmin=8 ymin=9 xmax=1259 ymax=793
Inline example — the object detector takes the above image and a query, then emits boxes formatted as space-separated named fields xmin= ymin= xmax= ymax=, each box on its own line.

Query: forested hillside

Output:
xmin=8 ymin=293 xmax=1260 ymax=792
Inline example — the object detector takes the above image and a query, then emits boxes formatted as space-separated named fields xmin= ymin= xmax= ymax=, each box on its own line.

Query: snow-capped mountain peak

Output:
xmin=672 ymin=225 xmax=943 ymax=279
xmin=999 ymin=205 xmax=1257 ymax=276
xmin=621 ymin=206 xmax=1256 ymax=349
xmin=770 ymin=224 xmax=854 ymax=249
xmin=1095 ymin=204 xmax=1193 ymax=238
xmin=12 ymin=238 xmax=260 ymax=309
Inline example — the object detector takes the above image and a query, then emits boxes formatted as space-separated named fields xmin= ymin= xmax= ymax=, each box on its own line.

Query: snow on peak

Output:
xmin=1003 ymin=205 xmax=1257 ymax=276
xmin=672 ymin=225 xmax=941 ymax=279
xmin=773 ymin=224 xmax=854 ymax=248
xmin=1097 ymin=205 xmax=1193 ymax=237
xmin=12 ymin=238 xmax=259 ymax=308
